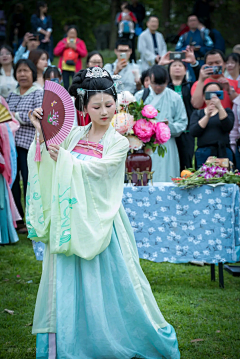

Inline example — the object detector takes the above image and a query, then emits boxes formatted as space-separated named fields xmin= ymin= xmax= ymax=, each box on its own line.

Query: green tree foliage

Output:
xmin=2 ymin=0 xmax=240 ymax=51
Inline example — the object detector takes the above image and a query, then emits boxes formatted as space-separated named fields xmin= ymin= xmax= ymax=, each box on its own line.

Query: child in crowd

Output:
xmin=117 ymin=2 xmax=137 ymax=39
xmin=140 ymin=69 xmax=150 ymax=88
xmin=43 ymin=65 xmax=62 ymax=84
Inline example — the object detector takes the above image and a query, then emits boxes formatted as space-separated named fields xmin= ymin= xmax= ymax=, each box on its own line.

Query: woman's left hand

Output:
xmin=210 ymin=95 xmax=221 ymax=109
xmin=182 ymin=46 xmax=197 ymax=65
xmin=48 ymin=144 xmax=60 ymax=162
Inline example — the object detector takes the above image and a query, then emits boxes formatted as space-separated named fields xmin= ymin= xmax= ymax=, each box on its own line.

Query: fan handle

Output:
xmin=39 ymin=119 xmax=48 ymax=151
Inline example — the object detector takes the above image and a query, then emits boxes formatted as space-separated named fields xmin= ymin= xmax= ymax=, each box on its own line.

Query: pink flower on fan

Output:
xmin=133 ymin=119 xmax=155 ymax=143
xmin=49 ymin=118 xmax=53 ymax=122
xmin=141 ymin=105 xmax=158 ymax=119
xmin=154 ymin=122 xmax=171 ymax=144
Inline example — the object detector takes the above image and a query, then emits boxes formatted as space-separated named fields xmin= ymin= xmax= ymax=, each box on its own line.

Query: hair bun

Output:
xmin=69 ymin=67 xmax=117 ymax=110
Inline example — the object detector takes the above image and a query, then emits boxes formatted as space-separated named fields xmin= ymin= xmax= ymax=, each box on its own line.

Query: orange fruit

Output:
xmin=181 ymin=170 xmax=192 ymax=178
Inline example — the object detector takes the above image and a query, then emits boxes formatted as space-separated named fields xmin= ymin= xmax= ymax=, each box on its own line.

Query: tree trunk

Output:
xmin=109 ymin=0 xmax=121 ymax=50
xmin=162 ymin=0 xmax=171 ymax=36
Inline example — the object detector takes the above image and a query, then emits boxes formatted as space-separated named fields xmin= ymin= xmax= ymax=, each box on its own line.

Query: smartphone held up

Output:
xmin=205 ymin=91 xmax=224 ymax=100
xmin=205 ymin=66 xmax=222 ymax=75
xmin=169 ymin=52 xmax=186 ymax=60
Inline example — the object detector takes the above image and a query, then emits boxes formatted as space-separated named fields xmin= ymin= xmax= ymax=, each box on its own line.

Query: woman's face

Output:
xmin=16 ymin=63 xmax=33 ymax=88
xmin=68 ymin=28 xmax=77 ymax=39
xmin=226 ymin=58 xmax=239 ymax=74
xmin=87 ymin=54 xmax=103 ymax=68
xmin=0 ymin=47 xmax=13 ymax=66
xmin=204 ymin=84 xmax=221 ymax=106
xmin=143 ymin=76 xmax=150 ymax=88
xmin=40 ymin=4 xmax=48 ymax=14
xmin=37 ymin=53 xmax=48 ymax=72
xmin=85 ymin=93 xmax=116 ymax=127
xmin=170 ymin=61 xmax=186 ymax=79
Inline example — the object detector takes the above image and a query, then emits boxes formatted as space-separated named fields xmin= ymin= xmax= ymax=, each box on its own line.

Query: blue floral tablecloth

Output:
xmin=122 ymin=183 xmax=240 ymax=264
xmin=33 ymin=184 xmax=240 ymax=264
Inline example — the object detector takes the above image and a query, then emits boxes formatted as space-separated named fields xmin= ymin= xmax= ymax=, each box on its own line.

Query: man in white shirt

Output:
xmin=104 ymin=38 xmax=140 ymax=94
xmin=137 ymin=15 xmax=167 ymax=72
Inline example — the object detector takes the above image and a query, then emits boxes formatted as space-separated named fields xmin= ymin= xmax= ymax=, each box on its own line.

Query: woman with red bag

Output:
xmin=53 ymin=25 xmax=87 ymax=90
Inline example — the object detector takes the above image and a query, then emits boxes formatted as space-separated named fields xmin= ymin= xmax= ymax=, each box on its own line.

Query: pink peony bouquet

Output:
xmin=111 ymin=91 xmax=171 ymax=156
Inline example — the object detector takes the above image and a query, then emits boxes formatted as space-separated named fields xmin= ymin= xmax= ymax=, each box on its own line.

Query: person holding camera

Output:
xmin=159 ymin=46 xmax=200 ymax=171
xmin=191 ymin=49 xmax=239 ymax=110
xmin=175 ymin=14 xmax=213 ymax=81
xmin=14 ymin=32 xmax=41 ymax=64
xmin=53 ymin=25 xmax=88 ymax=90
xmin=104 ymin=38 xmax=140 ymax=94
xmin=190 ymin=82 xmax=234 ymax=169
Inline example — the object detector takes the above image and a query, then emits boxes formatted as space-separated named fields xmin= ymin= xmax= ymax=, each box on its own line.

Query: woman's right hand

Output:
xmin=158 ymin=51 xmax=173 ymax=66
xmin=28 ymin=107 xmax=43 ymax=134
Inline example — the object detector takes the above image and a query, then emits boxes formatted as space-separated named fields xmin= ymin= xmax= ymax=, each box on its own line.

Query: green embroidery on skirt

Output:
xmin=58 ymin=185 xmax=77 ymax=247
xmin=33 ymin=192 xmax=41 ymax=200
xmin=59 ymin=229 xmax=71 ymax=246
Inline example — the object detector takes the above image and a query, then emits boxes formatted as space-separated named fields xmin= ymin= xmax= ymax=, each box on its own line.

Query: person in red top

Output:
xmin=117 ymin=2 xmax=137 ymax=39
xmin=191 ymin=49 xmax=239 ymax=109
xmin=53 ymin=25 xmax=87 ymax=89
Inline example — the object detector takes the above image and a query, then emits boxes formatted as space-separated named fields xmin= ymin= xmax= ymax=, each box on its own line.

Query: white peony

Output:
xmin=117 ymin=91 xmax=136 ymax=109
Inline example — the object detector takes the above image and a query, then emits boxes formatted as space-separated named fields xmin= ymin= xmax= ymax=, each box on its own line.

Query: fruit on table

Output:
xmin=181 ymin=170 xmax=192 ymax=178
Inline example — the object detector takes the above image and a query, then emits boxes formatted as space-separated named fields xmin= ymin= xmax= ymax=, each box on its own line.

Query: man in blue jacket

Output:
xmin=175 ymin=14 xmax=213 ymax=81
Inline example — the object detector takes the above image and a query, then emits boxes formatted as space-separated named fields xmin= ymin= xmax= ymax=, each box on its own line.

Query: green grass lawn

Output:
xmin=0 ymin=235 xmax=240 ymax=359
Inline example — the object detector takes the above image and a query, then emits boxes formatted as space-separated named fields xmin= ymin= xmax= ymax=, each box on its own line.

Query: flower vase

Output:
xmin=126 ymin=149 xmax=152 ymax=186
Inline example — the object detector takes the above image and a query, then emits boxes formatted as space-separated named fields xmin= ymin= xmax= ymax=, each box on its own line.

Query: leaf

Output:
xmin=191 ymin=339 xmax=204 ymax=343
xmin=4 ymin=309 xmax=14 ymax=315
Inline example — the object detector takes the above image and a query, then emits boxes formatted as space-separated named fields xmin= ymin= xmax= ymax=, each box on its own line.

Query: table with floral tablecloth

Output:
xmin=33 ymin=184 xmax=240 ymax=266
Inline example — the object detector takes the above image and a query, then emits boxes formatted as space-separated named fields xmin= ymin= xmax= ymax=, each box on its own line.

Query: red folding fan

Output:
xmin=40 ymin=80 xmax=75 ymax=149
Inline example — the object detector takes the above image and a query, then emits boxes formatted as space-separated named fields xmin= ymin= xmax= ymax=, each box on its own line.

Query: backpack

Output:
xmin=141 ymin=87 xmax=150 ymax=102
xmin=63 ymin=46 xmax=78 ymax=66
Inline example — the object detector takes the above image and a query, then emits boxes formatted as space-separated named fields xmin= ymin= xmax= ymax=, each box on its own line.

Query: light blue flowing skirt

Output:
xmin=35 ymin=151 xmax=180 ymax=359
xmin=36 ymin=225 xmax=180 ymax=359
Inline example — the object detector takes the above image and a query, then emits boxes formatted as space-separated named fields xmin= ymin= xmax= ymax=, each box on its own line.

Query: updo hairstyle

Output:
xmin=69 ymin=68 xmax=117 ymax=110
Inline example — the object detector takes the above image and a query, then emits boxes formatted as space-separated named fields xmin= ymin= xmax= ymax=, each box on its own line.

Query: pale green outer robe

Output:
xmin=135 ymin=86 xmax=188 ymax=182
xmin=26 ymin=123 xmax=168 ymax=334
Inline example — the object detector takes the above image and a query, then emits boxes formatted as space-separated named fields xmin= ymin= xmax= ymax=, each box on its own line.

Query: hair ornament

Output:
xmin=85 ymin=67 xmax=109 ymax=78
xmin=112 ymin=74 xmax=121 ymax=81
xmin=77 ymin=88 xmax=86 ymax=97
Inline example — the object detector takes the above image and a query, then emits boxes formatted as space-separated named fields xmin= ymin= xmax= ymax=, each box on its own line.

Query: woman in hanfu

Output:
xmin=27 ymin=68 xmax=180 ymax=359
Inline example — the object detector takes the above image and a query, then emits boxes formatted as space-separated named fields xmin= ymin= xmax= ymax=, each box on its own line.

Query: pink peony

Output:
xmin=133 ymin=118 xmax=155 ymax=143
xmin=154 ymin=122 xmax=171 ymax=144
xmin=141 ymin=105 xmax=158 ymax=119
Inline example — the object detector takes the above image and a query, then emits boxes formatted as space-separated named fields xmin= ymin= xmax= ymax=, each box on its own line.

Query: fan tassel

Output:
xmin=34 ymin=131 xmax=42 ymax=162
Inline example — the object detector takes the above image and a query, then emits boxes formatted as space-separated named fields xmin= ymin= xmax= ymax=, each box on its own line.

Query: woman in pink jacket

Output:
xmin=54 ymin=25 xmax=87 ymax=89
